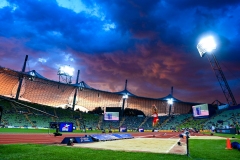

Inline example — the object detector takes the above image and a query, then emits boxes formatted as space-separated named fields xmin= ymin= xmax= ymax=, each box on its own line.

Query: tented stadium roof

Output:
xmin=113 ymin=89 xmax=137 ymax=97
xmin=25 ymin=70 xmax=49 ymax=80
xmin=0 ymin=65 xmax=210 ymax=115
xmin=26 ymin=69 xmax=93 ymax=89
xmin=158 ymin=94 xmax=182 ymax=102
xmin=23 ymin=68 xmax=201 ymax=104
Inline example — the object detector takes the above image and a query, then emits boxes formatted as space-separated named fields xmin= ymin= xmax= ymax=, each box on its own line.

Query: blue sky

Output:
xmin=0 ymin=0 xmax=240 ymax=104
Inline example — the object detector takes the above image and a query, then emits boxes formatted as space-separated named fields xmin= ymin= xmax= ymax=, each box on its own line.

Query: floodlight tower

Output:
xmin=57 ymin=65 xmax=74 ymax=84
xmin=197 ymin=36 xmax=237 ymax=106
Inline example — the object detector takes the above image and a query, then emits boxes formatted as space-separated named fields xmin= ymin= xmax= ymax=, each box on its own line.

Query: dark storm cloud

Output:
xmin=168 ymin=0 xmax=240 ymax=9
xmin=83 ymin=0 xmax=181 ymax=45
xmin=0 ymin=0 xmax=240 ymax=104
xmin=1 ymin=0 xmax=132 ymax=53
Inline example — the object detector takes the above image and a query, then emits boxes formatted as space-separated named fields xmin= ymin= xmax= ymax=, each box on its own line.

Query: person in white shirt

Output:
xmin=211 ymin=125 xmax=215 ymax=132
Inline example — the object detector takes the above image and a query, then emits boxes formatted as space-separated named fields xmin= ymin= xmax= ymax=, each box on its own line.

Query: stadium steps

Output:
xmin=119 ymin=117 xmax=126 ymax=127
xmin=10 ymin=102 xmax=18 ymax=112
xmin=75 ymin=119 xmax=80 ymax=130
xmin=176 ymin=116 xmax=193 ymax=129
xmin=181 ymin=116 xmax=193 ymax=124
xmin=26 ymin=107 xmax=31 ymax=113
xmin=178 ymin=117 xmax=207 ymax=130
xmin=138 ymin=116 xmax=149 ymax=128
xmin=0 ymin=118 xmax=7 ymax=125
xmin=159 ymin=116 xmax=171 ymax=128
xmin=24 ymin=114 xmax=34 ymax=127
xmin=97 ymin=115 xmax=103 ymax=129
xmin=54 ymin=108 xmax=58 ymax=117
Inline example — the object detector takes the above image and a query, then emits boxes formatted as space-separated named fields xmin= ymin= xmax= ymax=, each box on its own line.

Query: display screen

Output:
xmin=104 ymin=112 xmax=119 ymax=121
xmin=59 ymin=122 xmax=74 ymax=132
xmin=192 ymin=104 xmax=209 ymax=118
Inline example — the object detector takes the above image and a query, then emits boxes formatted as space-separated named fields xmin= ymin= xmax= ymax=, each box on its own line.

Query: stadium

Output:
xmin=1 ymin=59 xmax=240 ymax=160
xmin=1 ymin=0 xmax=240 ymax=159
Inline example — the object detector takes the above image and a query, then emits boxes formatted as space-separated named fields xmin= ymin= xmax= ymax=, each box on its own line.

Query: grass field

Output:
xmin=1 ymin=129 xmax=240 ymax=160
xmin=1 ymin=139 xmax=240 ymax=160
xmin=202 ymin=132 xmax=240 ymax=139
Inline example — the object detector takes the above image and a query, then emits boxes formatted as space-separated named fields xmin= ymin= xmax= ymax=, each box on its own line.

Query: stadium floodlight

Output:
xmin=58 ymin=65 xmax=74 ymax=76
xmin=121 ymin=93 xmax=128 ymax=117
xmin=197 ymin=36 xmax=216 ymax=57
xmin=196 ymin=35 xmax=237 ymax=106
xmin=58 ymin=65 xmax=75 ymax=84
xmin=28 ymin=71 xmax=36 ymax=81
xmin=167 ymin=98 xmax=173 ymax=105
xmin=123 ymin=94 xmax=128 ymax=99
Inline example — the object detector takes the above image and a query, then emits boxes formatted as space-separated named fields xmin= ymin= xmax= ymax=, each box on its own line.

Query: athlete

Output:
xmin=152 ymin=104 xmax=159 ymax=128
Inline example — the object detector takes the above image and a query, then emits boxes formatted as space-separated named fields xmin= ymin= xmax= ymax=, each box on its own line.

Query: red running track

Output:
xmin=0 ymin=132 xmax=205 ymax=145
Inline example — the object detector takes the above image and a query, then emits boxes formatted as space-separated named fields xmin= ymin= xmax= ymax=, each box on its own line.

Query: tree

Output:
xmin=88 ymin=107 xmax=103 ymax=115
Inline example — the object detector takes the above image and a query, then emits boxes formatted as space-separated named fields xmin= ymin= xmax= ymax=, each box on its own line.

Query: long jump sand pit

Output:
xmin=73 ymin=138 xmax=186 ymax=154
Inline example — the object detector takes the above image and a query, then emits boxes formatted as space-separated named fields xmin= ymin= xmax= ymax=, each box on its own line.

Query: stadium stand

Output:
xmin=203 ymin=107 xmax=240 ymax=129
xmin=120 ymin=116 xmax=145 ymax=131
xmin=1 ymin=65 xmax=239 ymax=133
xmin=0 ymin=66 xmax=199 ymax=117
xmin=161 ymin=114 xmax=192 ymax=130
xmin=178 ymin=117 xmax=208 ymax=131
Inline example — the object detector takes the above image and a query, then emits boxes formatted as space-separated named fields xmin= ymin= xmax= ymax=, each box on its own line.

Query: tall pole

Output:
xmin=169 ymin=87 xmax=173 ymax=116
xmin=197 ymin=36 xmax=237 ymax=106
xmin=16 ymin=55 xmax=28 ymax=100
xmin=207 ymin=53 xmax=237 ymax=106
xmin=122 ymin=98 xmax=126 ymax=117
xmin=124 ymin=79 xmax=128 ymax=90
xmin=121 ymin=79 xmax=128 ymax=117
xmin=168 ymin=104 xmax=172 ymax=116
xmin=186 ymin=135 xmax=190 ymax=156
xmin=72 ymin=70 xmax=80 ymax=111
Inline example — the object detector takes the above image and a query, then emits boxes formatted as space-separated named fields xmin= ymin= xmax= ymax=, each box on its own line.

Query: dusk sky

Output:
xmin=0 ymin=0 xmax=240 ymax=104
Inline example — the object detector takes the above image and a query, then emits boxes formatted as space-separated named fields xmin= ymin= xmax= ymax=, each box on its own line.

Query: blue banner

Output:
xmin=119 ymin=127 xmax=127 ymax=132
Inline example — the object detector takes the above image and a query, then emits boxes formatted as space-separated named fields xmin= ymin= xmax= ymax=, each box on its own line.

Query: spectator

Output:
xmin=226 ymin=124 xmax=229 ymax=129
xmin=211 ymin=124 xmax=215 ymax=133
xmin=236 ymin=123 xmax=240 ymax=135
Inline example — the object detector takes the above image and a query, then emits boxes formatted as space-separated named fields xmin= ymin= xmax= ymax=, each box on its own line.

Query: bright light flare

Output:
xmin=197 ymin=36 xmax=216 ymax=57
xmin=123 ymin=94 xmax=128 ymax=99
xmin=168 ymin=98 xmax=173 ymax=105
xmin=58 ymin=65 xmax=74 ymax=76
